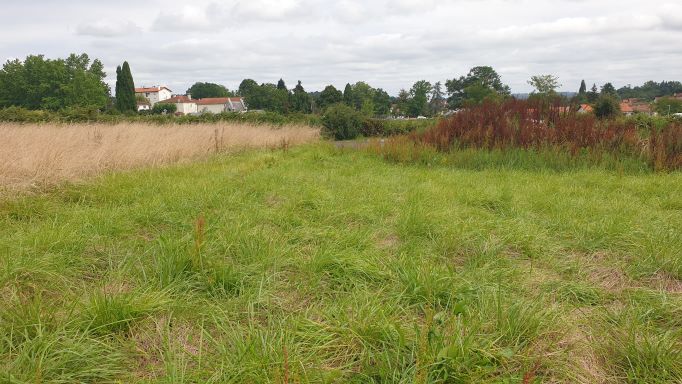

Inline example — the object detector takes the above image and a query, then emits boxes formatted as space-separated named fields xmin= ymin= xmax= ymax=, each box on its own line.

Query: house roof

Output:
xmin=135 ymin=86 xmax=172 ymax=93
xmin=620 ymin=103 xmax=634 ymax=113
xmin=579 ymin=104 xmax=593 ymax=112
xmin=163 ymin=95 xmax=194 ymax=104
xmin=196 ymin=97 xmax=245 ymax=105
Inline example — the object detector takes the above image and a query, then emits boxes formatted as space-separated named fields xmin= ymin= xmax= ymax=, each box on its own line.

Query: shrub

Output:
xmin=151 ymin=103 xmax=177 ymax=115
xmin=406 ymin=99 xmax=681 ymax=170
xmin=321 ymin=103 xmax=364 ymax=140
xmin=594 ymin=95 xmax=621 ymax=119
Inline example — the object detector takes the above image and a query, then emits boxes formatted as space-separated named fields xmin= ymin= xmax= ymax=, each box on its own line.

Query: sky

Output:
xmin=1 ymin=0 xmax=681 ymax=95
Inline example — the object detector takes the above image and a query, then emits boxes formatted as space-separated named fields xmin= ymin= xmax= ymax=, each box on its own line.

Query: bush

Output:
xmin=594 ymin=95 xmax=621 ymax=119
xmin=361 ymin=118 xmax=436 ymax=137
xmin=321 ymin=103 xmax=364 ymax=140
xmin=151 ymin=103 xmax=177 ymax=115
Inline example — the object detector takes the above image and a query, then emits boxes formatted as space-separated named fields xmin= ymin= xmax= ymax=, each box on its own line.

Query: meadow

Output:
xmin=0 ymin=122 xmax=319 ymax=191
xmin=1 ymin=138 xmax=681 ymax=382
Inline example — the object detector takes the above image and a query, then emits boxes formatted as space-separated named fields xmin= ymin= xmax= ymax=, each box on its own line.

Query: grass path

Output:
xmin=1 ymin=144 xmax=681 ymax=383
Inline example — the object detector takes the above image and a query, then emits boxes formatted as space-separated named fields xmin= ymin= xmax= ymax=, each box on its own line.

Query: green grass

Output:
xmin=1 ymin=144 xmax=681 ymax=383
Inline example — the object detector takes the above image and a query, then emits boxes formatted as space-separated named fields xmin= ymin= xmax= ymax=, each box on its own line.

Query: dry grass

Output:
xmin=0 ymin=122 xmax=319 ymax=190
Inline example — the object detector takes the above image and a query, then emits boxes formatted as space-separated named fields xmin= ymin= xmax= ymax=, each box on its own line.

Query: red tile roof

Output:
xmin=195 ymin=97 xmax=245 ymax=105
xmin=135 ymin=86 xmax=172 ymax=93
xmin=163 ymin=95 xmax=194 ymax=104
xmin=579 ymin=104 xmax=593 ymax=112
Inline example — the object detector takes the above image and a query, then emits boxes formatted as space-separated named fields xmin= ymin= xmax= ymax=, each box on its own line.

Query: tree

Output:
xmin=395 ymin=89 xmax=410 ymax=116
xmin=408 ymin=80 xmax=432 ymax=117
xmin=277 ymin=78 xmax=287 ymax=91
xmin=655 ymin=97 xmax=682 ymax=115
xmin=587 ymin=84 xmax=599 ymax=103
xmin=617 ymin=80 xmax=682 ymax=101
xmin=528 ymin=75 xmax=561 ymax=95
xmin=186 ymin=82 xmax=233 ymax=99
xmin=318 ymin=85 xmax=343 ymax=110
xmin=0 ymin=53 xmax=109 ymax=111
xmin=594 ymin=95 xmax=620 ymax=119
xmin=429 ymin=81 xmax=446 ymax=115
xmin=446 ymin=66 xmax=510 ymax=108
xmin=343 ymin=83 xmax=354 ymax=107
xmin=600 ymin=83 xmax=617 ymax=97
xmin=291 ymin=80 xmax=311 ymax=113
xmin=373 ymin=88 xmax=391 ymax=116
xmin=578 ymin=80 xmax=587 ymax=95
xmin=115 ymin=61 xmax=136 ymax=113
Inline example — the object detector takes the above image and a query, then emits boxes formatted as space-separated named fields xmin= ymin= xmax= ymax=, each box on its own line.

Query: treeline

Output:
xmin=0 ymin=54 xmax=109 ymax=110
xmin=2 ymin=53 xmax=682 ymax=119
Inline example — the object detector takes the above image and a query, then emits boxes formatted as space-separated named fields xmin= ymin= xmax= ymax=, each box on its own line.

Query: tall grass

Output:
xmin=0 ymin=122 xmax=319 ymax=190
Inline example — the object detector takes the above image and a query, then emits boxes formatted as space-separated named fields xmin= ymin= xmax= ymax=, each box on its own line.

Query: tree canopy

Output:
xmin=528 ymin=75 xmax=561 ymax=95
xmin=0 ymin=53 xmax=109 ymax=110
xmin=186 ymin=82 xmax=234 ymax=99
xmin=446 ymin=66 xmax=510 ymax=108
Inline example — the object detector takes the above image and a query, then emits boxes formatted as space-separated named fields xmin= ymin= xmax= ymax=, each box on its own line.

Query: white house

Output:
xmin=196 ymin=97 xmax=247 ymax=114
xmin=162 ymin=95 xmax=198 ymax=115
xmin=135 ymin=86 xmax=172 ymax=106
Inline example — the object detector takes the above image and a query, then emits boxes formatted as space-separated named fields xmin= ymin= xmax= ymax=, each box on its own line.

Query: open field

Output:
xmin=1 ymin=144 xmax=680 ymax=382
xmin=0 ymin=122 xmax=319 ymax=191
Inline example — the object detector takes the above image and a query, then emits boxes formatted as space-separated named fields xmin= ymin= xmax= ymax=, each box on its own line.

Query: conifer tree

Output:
xmin=115 ymin=61 xmax=136 ymax=113
xmin=578 ymin=80 xmax=587 ymax=95
xmin=277 ymin=78 xmax=287 ymax=91
xmin=343 ymin=83 xmax=354 ymax=108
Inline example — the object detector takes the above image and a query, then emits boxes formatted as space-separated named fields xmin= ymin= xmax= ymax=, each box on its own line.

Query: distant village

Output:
xmin=135 ymin=86 xmax=247 ymax=115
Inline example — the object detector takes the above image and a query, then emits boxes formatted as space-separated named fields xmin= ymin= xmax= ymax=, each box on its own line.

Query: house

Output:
xmin=137 ymin=98 xmax=151 ymax=112
xmin=620 ymin=98 xmax=653 ymax=116
xmin=135 ymin=86 xmax=172 ymax=106
xmin=196 ymin=97 xmax=247 ymax=114
xmin=578 ymin=104 xmax=593 ymax=114
xmin=162 ymin=95 xmax=198 ymax=115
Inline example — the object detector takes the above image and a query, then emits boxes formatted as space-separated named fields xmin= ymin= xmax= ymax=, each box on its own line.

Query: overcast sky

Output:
xmin=2 ymin=0 xmax=681 ymax=95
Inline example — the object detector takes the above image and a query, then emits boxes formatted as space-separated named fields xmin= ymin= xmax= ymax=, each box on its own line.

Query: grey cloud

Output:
xmin=76 ymin=20 xmax=141 ymax=37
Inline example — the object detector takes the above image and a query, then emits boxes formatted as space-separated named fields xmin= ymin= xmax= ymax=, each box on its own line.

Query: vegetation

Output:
xmin=115 ymin=61 xmax=136 ymax=113
xmin=0 ymin=106 xmax=323 ymax=126
xmin=594 ymin=95 xmax=621 ymax=119
xmin=617 ymin=80 xmax=682 ymax=101
xmin=186 ymin=82 xmax=235 ymax=99
xmin=445 ymin=66 xmax=511 ymax=108
xmin=321 ymin=103 xmax=364 ymax=140
xmin=1 ymin=143 xmax=680 ymax=382
xmin=410 ymin=99 xmax=681 ymax=171
xmin=151 ymin=103 xmax=177 ymax=115
xmin=655 ymin=96 xmax=682 ymax=115
xmin=0 ymin=122 xmax=318 ymax=189
xmin=0 ymin=53 xmax=109 ymax=111
xmin=528 ymin=74 xmax=561 ymax=95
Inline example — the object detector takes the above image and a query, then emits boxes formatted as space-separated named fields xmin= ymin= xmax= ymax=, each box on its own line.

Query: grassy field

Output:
xmin=1 ymin=143 xmax=681 ymax=383
xmin=0 ymin=122 xmax=318 ymax=191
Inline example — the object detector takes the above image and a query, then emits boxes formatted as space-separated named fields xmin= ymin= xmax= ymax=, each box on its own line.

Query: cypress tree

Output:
xmin=277 ymin=78 xmax=287 ymax=91
xmin=343 ymin=83 xmax=354 ymax=107
xmin=115 ymin=65 xmax=123 ymax=111
xmin=115 ymin=61 xmax=136 ymax=113
xmin=578 ymin=80 xmax=587 ymax=95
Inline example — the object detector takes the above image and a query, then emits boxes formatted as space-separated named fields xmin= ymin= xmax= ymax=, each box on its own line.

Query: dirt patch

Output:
xmin=376 ymin=234 xmax=400 ymax=250
xmin=130 ymin=316 xmax=205 ymax=379
xmin=644 ymin=272 xmax=682 ymax=294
